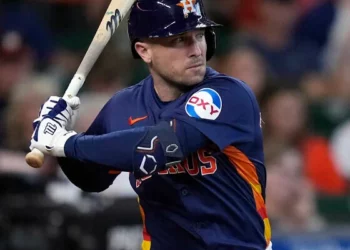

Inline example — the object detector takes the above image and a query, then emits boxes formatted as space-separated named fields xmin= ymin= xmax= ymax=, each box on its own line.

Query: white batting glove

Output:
xmin=33 ymin=96 xmax=80 ymax=131
xmin=30 ymin=98 xmax=78 ymax=157
xmin=66 ymin=96 xmax=80 ymax=130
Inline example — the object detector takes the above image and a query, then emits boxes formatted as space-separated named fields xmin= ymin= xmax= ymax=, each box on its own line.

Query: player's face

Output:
xmin=148 ymin=29 xmax=207 ymax=87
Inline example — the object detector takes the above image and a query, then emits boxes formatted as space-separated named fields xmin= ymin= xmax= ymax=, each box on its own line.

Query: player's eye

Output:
xmin=196 ymin=32 xmax=205 ymax=40
xmin=173 ymin=36 xmax=185 ymax=43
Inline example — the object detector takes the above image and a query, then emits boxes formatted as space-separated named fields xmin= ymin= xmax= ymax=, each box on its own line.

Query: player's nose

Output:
xmin=188 ymin=36 xmax=203 ymax=58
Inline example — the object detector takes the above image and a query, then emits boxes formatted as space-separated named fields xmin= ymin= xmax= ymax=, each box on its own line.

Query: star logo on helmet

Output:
xmin=177 ymin=0 xmax=198 ymax=18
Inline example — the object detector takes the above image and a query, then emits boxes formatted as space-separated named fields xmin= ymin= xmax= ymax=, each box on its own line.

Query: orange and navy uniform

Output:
xmin=59 ymin=67 xmax=271 ymax=250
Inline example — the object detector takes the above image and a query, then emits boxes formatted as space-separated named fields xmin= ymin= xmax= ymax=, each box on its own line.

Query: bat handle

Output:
xmin=63 ymin=74 xmax=85 ymax=99
xmin=26 ymin=148 xmax=45 ymax=168
xmin=26 ymin=74 xmax=85 ymax=169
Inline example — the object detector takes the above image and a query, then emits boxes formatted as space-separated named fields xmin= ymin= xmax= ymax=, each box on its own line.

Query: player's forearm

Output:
xmin=64 ymin=122 xmax=187 ymax=177
xmin=64 ymin=120 xmax=208 ymax=178
xmin=64 ymin=126 xmax=155 ymax=173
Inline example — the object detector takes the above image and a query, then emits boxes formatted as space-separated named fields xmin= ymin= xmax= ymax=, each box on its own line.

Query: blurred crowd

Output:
xmin=1 ymin=0 xmax=350 ymax=237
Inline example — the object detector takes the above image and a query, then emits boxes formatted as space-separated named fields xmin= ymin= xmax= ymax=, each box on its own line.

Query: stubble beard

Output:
xmin=155 ymin=66 xmax=206 ymax=93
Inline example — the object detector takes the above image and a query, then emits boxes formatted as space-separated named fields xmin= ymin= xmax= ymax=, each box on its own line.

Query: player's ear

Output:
xmin=135 ymin=41 xmax=152 ymax=64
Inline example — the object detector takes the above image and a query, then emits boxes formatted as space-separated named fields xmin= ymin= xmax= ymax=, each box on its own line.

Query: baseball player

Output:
xmin=30 ymin=0 xmax=272 ymax=249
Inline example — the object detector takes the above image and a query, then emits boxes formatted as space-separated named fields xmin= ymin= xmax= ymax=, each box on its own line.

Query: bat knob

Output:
xmin=26 ymin=149 xmax=45 ymax=168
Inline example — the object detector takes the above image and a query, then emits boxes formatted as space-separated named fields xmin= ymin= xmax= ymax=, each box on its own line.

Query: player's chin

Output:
xmin=185 ymin=65 xmax=206 ymax=84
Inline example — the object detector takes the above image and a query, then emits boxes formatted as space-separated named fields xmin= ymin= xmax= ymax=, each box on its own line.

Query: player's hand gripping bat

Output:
xmin=25 ymin=0 xmax=136 ymax=168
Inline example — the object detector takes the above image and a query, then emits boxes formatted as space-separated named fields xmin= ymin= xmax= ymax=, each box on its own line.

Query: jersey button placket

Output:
xmin=195 ymin=222 xmax=206 ymax=229
xmin=181 ymin=188 xmax=189 ymax=196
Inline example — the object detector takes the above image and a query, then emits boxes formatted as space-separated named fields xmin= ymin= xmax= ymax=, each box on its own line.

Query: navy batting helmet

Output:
xmin=128 ymin=0 xmax=221 ymax=61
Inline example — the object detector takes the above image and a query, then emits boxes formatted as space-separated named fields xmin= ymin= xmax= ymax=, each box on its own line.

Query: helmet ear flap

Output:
xmin=205 ymin=28 xmax=216 ymax=61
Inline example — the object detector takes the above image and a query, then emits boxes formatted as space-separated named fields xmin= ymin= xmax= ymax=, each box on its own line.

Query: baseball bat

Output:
xmin=25 ymin=0 xmax=136 ymax=168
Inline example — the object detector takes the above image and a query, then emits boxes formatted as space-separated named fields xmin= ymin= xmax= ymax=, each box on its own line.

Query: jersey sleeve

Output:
xmin=57 ymin=97 xmax=120 ymax=192
xmin=162 ymin=78 xmax=259 ymax=150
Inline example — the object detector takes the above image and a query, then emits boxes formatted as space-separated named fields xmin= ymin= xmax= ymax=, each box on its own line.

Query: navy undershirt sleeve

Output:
xmin=64 ymin=120 xmax=208 ymax=172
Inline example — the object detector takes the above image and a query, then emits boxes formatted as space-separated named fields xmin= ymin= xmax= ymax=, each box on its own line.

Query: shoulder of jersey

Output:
xmin=202 ymin=72 xmax=255 ymax=98
xmin=185 ymin=74 xmax=252 ymax=120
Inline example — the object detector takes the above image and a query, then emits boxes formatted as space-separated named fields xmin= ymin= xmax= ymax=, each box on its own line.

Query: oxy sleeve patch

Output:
xmin=185 ymin=88 xmax=222 ymax=120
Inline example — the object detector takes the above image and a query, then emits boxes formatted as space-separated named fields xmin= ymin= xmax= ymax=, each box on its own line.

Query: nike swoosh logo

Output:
xmin=128 ymin=115 xmax=148 ymax=126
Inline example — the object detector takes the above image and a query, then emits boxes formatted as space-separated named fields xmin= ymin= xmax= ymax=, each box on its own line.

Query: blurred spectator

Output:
xmin=299 ymin=73 xmax=340 ymax=137
xmin=235 ymin=0 xmax=331 ymax=31
xmin=203 ymin=0 xmax=239 ymax=56
xmin=0 ymin=0 xmax=54 ymax=67
xmin=0 ymin=31 xmax=35 ymax=146
xmin=84 ymin=45 xmax=130 ymax=94
xmin=0 ymin=31 xmax=34 ymax=96
xmin=2 ymin=74 xmax=60 ymax=178
xmin=238 ymin=0 xmax=320 ymax=80
xmin=322 ymin=0 xmax=350 ymax=73
xmin=306 ymin=76 xmax=350 ymax=139
xmin=204 ymin=0 xmax=238 ymax=28
xmin=4 ymin=74 xmax=59 ymax=152
xmin=46 ymin=0 xmax=111 ymax=90
xmin=235 ymin=0 xmax=260 ymax=31
xmin=261 ymin=86 xmax=346 ymax=195
xmin=302 ymin=136 xmax=348 ymax=195
xmin=261 ymin=86 xmax=307 ymax=146
xmin=219 ymin=46 xmax=267 ymax=101
xmin=299 ymin=72 xmax=328 ymax=102
xmin=265 ymin=146 xmax=325 ymax=232
xmin=48 ymin=0 xmax=109 ymax=47
xmin=297 ymin=72 xmax=349 ymax=196
xmin=295 ymin=0 xmax=336 ymax=53
xmin=297 ymin=0 xmax=327 ymax=16
xmin=307 ymin=0 xmax=350 ymax=138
